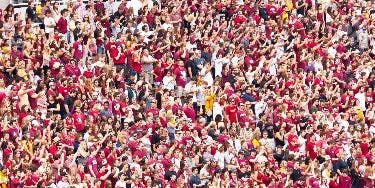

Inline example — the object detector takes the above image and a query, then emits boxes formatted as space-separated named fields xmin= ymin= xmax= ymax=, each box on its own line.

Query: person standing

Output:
xmin=189 ymin=167 xmax=203 ymax=188
xmin=72 ymin=35 xmax=84 ymax=61
xmin=43 ymin=10 xmax=56 ymax=38
xmin=338 ymin=169 xmax=351 ymax=188
xmin=56 ymin=9 xmax=69 ymax=41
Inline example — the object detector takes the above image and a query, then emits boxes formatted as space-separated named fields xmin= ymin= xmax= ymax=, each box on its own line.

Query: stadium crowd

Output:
xmin=0 ymin=0 xmax=375 ymax=187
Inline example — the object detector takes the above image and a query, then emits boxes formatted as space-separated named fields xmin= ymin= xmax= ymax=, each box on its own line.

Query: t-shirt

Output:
xmin=338 ymin=175 xmax=351 ymax=188
xmin=224 ymin=105 xmax=238 ymax=123
xmin=44 ymin=17 xmax=56 ymax=34
xmin=73 ymin=42 xmax=84 ymax=60
xmin=72 ymin=112 xmax=86 ymax=132
xmin=56 ymin=17 xmax=68 ymax=34
xmin=63 ymin=96 xmax=74 ymax=115
xmin=329 ymin=180 xmax=339 ymax=188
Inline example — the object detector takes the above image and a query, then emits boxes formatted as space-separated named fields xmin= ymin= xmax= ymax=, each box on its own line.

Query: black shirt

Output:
xmin=62 ymin=95 xmax=74 ymax=115
xmin=186 ymin=59 xmax=198 ymax=78
xmin=47 ymin=100 xmax=59 ymax=114
xmin=290 ymin=169 xmax=302 ymax=181
xmin=151 ymin=132 xmax=161 ymax=145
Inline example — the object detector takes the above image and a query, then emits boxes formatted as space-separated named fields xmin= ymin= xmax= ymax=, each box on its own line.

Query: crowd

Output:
xmin=0 ymin=0 xmax=374 ymax=187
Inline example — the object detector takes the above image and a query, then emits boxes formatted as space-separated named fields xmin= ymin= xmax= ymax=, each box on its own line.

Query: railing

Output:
xmin=9 ymin=0 xmax=123 ymax=8
xmin=10 ymin=0 xmax=65 ymax=8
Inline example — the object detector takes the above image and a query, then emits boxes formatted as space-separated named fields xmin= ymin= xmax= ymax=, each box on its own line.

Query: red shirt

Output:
xmin=72 ymin=111 xmax=86 ymax=132
xmin=174 ymin=66 xmax=187 ymax=87
xmin=132 ymin=61 xmax=142 ymax=73
xmin=56 ymin=17 xmax=68 ymax=34
xmin=329 ymin=180 xmax=339 ymax=188
xmin=224 ymin=105 xmax=238 ymax=123
xmin=86 ymin=156 xmax=99 ymax=175
xmin=94 ymin=2 xmax=105 ymax=13
xmin=265 ymin=5 xmax=278 ymax=16
xmin=237 ymin=109 xmax=249 ymax=126
xmin=73 ymin=41 xmax=84 ymax=60
xmin=146 ymin=108 xmax=159 ymax=116
xmin=153 ymin=66 xmax=163 ymax=82
xmin=183 ymin=106 xmax=196 ymax=121
xmin=233 ymin=14 xmax=247 ymax=25
xmin=49 ymin=143 xmax=58 ymax=156
xmin=306 ymin=140 xmax=317 ymax=160
xmin=338 ymin=175 xmax=351 ymax=188
xmin=94 ymin=172 xmax=107 ymax=188
xmin=113 ymin=53 xmax=126 ymax=65
xmin=65 ymin=64 xmax=81 ymax=78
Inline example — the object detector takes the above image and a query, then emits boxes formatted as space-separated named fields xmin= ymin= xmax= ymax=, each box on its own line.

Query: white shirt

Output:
xmin=0 ymin=150 xmax=3 ymax=166
xmin=184 ymin=82 xmax=197 ymax=102
xmin=213 ymin=57 xmax=225 ymax=77
xmin=369 ymin=125 xmax=375 ymax=137
xmin=254 ymin=101 xmax=266 ymax=119
xmin=214 ymin=151 xmax=226 ymax=169
xmin=325 ymin=12 xmax=333 ymax=23
xmin=327 ymin=46 xmax=337 ymax=58
xmin=115 ymin=181 xmax=127 ymax=188
xmin=269 ymin=58 xmax=278 ymax=76
xmin=202 ymin=135 xmax=214 ymax=146
xmin=44 ymin=17 xmax=56 ymax=34
xmin=127 ymin=0 xmax=143 ymax=16
xmin=255 ymin=154 xmax=268 ymax=163
xmin=213 ymin=102 xmax=223 ymax=120
xmin=358 ymin=29 xmax=369 ymax=49
xmin=161 ymin=23 xmax=173 ymax=31
xmin=312 ymin=60 xmax=323 ymax=72
xmin=231 ymin=56 xmax=240 ymax=67
xmin=201 ymin=67 xmax=213 ymax=86
xmin=200 ymin=167 xmax=210 ymax=184
xmin=298 ymin=136 xmax=306 ymax=155
xmin=162 ymin=76 xmax=176 ymax=90
xmin=355 ymin=92 xmax=366 ymax=111
xmin=56 ymin=181 xmax=69 ymax=188
xmin=75 ymin=2 xmax=86 ymax=20
xmin=105 ymin=1 xmax=116 ymax=15
xmin=186 ymin=42 xmax=197 ymax=52
xmin=340 ymin=119 xmax=349 ymax=132
xmin=331 ymin=30 xmax=346 ymax=43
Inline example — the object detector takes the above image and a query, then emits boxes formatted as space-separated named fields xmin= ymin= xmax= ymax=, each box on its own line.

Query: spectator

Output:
xmin=0 ymin=0 xmax=374 ymax=187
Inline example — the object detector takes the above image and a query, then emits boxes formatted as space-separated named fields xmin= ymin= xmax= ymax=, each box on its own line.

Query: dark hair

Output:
xmin=61 ymin=9 xmax=68 ymax=15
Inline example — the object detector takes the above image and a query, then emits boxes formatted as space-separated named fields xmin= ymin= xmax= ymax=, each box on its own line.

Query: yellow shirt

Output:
xmin=354 ymin=106 xmax=364 ymax=121
xmin=0 ymin=171 xmax=8 ymax=185
xmin=17 ymin=69 xmax=28 ymax=80
xmin=284 ymin=0 xmax=294 ymax=11
xmin=252 ymin=138 xmax=260 ymax=148
xmin=36 ymin=5 xmax=42 ymax=15
xmin=168 ymin=118 xmax=176 ymax=127
xmin=205 ymin=92 xmax=215 ymax=112
xmin=1 ymin=46 xmax=9 ymax=54
xmin=22 ymin=140 xmax=33 ymax=155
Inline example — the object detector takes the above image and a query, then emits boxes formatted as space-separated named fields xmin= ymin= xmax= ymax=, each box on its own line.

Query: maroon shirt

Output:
xmin=56 ymin=17 xmax=68 ymax=34
xmin=329 ymin=180 xmax=339 ymax=188
xmin=73 ymin=41 xmax=84 ymax=60
xmin=95 ymin=2 xmax=105 ymax=13
xmin=338 ymin=175 xmax=351 ymax=188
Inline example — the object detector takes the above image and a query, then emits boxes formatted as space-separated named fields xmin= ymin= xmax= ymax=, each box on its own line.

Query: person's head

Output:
xmin=45 ymin=10 xmax=52 ymax=17
xmin=69 ymin=90 xmax=77 ymax=97
xmin=61 ymin=9 xmax=68 ymax=17
xmin=77 ymin=34 xmax=83 ymax=42
xmin=103 ymin=101 xmax=109 ymax=109
xmin=130 ymin=82 xmax=136 ymax=89
xmin=119 ymin=172 xmax=126 ymax=180
xmin=192 ymin=167 xmax=199 ymax=175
